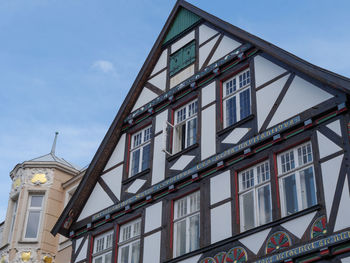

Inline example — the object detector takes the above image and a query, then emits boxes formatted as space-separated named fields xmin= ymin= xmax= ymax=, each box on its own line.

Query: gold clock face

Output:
xmin=31 ymin=173 xmax=47 ymax=184
xmin=21 ymin=252 xmax=31 ymax=262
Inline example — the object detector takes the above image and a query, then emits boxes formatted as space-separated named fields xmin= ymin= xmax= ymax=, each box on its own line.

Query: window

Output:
xmin=118 ymin=219 xmax=141 ymax=263
xmin=92 ymin=230 xmax=113 ymax=263
xmin=277 ymin=142 xmax=317 ymax=216
xmin=169 ymin=41 xmax=196 ymax=76
xmin=239 ymin=161 xmax=272 ymax=232
xmin=130 ymin=126 xmax=152 ymax=177
xmin=173 ymin=191 xmax=200 ymax=257
xmin=223 ymin=69 xmax=251 ymax=128
xmin=8 ymin=199 xmax=18 ymax=242
xmin=173 ymin=100 xmax=198 ymax=153
xmin=24 ymin=194 xmax=44 ymax=239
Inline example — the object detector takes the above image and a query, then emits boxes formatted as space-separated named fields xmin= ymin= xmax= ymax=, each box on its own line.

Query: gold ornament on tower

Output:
xmin=21 ymin=252 xmax=31 ymax=262
xmin=43 ymin=256 xmax=53 ymax=263
xmin=31 ymin=173 xmax=47 ymax=184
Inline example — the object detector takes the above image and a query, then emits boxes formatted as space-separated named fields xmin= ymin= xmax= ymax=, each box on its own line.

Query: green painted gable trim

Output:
xmin=163 ymin=7 xmax=201 ymax=44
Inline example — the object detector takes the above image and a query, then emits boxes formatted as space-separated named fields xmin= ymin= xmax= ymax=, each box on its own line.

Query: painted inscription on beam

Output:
xmin=254 ymin=231 xmax=350 ymax=263
xmin=92 ymin=116 xmax=300 ymax=221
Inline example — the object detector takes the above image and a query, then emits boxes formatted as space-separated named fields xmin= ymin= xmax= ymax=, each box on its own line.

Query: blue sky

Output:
xmin=0 ymin=0 xmax=349 ymax=221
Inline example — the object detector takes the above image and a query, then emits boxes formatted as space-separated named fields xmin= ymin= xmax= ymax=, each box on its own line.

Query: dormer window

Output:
xmin=223 ymin=69 xmax=251 ymax=128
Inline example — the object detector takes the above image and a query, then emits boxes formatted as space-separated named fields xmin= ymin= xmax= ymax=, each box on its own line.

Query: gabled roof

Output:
xmin=52 ymin=0 xmax=350 ymax=237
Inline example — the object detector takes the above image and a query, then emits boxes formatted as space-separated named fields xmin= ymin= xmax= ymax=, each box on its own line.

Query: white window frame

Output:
xmin=223 ymin=68 xmax=251 ymax=128
xmin=8 ymin=197 xmax=18 ymax=243
xmin=23 ymin=194 xmax=44 ymax=241
xmin=173 ymin=191 xmax=200 ymax=258
xmin=129 ymin=126 xmax=152 ymax=177
xmin=173 ymin=100 xmax=198 ymax=154
xmin=277 ymin=141 xmax=317 ymax=217
xmin=92 ymin=230 xmax=114 ymax=263
xmin=117 ymin=218 xmax=141 ymax=263
xmin=239 ymin=160 xmax=272 ymax=232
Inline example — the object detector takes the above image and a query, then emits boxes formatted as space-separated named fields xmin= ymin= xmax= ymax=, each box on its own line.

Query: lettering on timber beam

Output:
xmin=254 ymin=231 xmax=350 ymax=263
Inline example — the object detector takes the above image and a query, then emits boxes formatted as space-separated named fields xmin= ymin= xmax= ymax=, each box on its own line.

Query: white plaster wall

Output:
xmin=222 ymin=127 xmax=250 ymax=145
xmin=321 ymin=154 xmax=343 ymax=219
xmin=210 ymin=170 xmax=231 ymax=205
xmin=126 ymin=179 xmax=146 ymax=194
xmin=281 ymin=211 xmax=316 ymax=238
xmin=334 ymin=175 xmax=350 ymax=232
xmin=327 ymin=119 xmax=342 ymax=136
xmin=239 ymin=228 xmax=271 ymax=255
xmin=101 ymin=165 xmax=123 ymax=200
xmin=151 ymin=49 xmax=168 ymax=76
xmin=155 ymin=110 xmax=168 ymax=134
xmin=170 ymin=155 xmax=195 ymax=170
xmin=152 ymin=134 xmax=166 ymax=185
xmin=171 ymin=30 xmax=195 ymax=53
xmin=143 ymin=231 xmax=161 ymax=263
xmin=145 ymin=201 xmax=162 ymax=233
xmin=132 ymin=88 xmax=158 ymax=111
xmin=75 ymin=237 xmax=83 ymax=252
xmin=256 ymin=74 xmax=289 ymax=131
xmin=201 ymin=81 xmax=216 ymax=108
xmin=178 ymin=254 xmax=203 ymax=263
xmin=201 ymin=104 xmax=216 ymax=160
xmin=77 ymin=182 xmax=114 ymax=221
xmin=199 ymin=24 xmax=218 ymax=45
xmin=199 ymin=35 xmax=219 ymax=69
xmin=317 ymin=131 xmax=342 ymax=159
xmin=208 ymin=36 xmax=241 ymax=65
xmin=210 ymin=202 xmax=232 ymax=244
xmin=104 ymin=134 xmax=126 ymax=171
xmin=268 ymin=76 xmax=333 ymax=128
xmin=254 ymin=55 xmax=287 ymax=88
xmin=170 ymin=65 xmax=194 ymax=88
xmin=74 ymin=237 xmax=87 ymax=262
xmin=149 ymin=70 xmax=166 ymax=91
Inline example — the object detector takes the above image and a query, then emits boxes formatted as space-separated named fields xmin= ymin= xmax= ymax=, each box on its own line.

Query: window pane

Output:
xmin=241 ymin=191 xmax=255 ymax=231
xmin=96 ymin=237 xmax=104 ymax=253
xmin=131 ymin=149 xmax=140 ymax=176
xmin=257 ymin=185 xmax=272 ymax=225
xmin=186 ymin=118 xmax=197 ymax=147
xmin=133 ymin=132 xmax=142 ymax=148
xmin=240 ymin=169 xmax=254 ymax=190
xmin=189 ymin=191 xmax=200 ymax=213
xmin=131 ymin=241 xmax=140 ymax=263
xmin=189 ymin=214 xmax=200 ymax=252
xmin=143 ymin=127 xmax=152 ymax=142
xmin=30 ymin=196 xmax=43 ymax=207
xmin=176 ymin=198 xmax=187 ymax=219
xmin=105 ymin=252 xmax=112 ymax=263
xmin=122 ymin=225 xmax=131 ymax=242
xmin=300 ymin=167 xmax=317 ymax=209
xmin=239 ymin=88 xmax=250 ymax=120
xmin=25 ymin=211 xmax=41 ymax=238
xmin=141 ymin=144 xmax=150 ymax=171
xmin=226 ymin=78 xmax=236 ymax=96
xmin=283 ymin=174 xmax=298 ymax=215
xmin=281 ymin=151 xmax=295 ymax=173
xmin=133 ymin=220 xmax=141 ymax=237
xmin=94 ymin=257 xmax=102 ymax=263
xmin=226 ymin=96 xmax=237 ymax=126
xmin=106 ymin=233 xmax=113 ymax=249
xmin=175 ymin=220 xmax=186 ymax=257
xmin=120 ymin=246 xmax=129 ymax=263
xmin=298 ymin=143 xmax=313 ymax=166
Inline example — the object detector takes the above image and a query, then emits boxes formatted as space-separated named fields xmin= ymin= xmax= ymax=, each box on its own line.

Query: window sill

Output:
xmin=123 ymin=168 xmax=150 ymax=185
xmin=166 ymin=143 xmax=199 ymax=162
xmin=18 ymin=240 xmax=39 ymax=244
xmin=217 ymin=114 xmax=254 ymax=137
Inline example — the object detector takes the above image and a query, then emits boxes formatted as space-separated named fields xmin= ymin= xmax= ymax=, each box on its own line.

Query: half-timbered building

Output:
xmin=52 ymin=1 xmax=350 ymax=262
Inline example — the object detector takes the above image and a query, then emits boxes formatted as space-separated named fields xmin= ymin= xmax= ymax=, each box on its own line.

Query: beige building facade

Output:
xmin=0 ymin=135 xmax=82 ymax=263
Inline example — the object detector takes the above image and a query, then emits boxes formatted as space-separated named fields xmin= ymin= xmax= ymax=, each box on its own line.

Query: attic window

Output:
xmin=169 ymin=41 xmax=196 ymax=77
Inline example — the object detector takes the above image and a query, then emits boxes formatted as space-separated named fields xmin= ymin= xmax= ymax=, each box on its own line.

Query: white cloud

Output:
xmin=92 ymin=60 xmax=116 ymax=74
